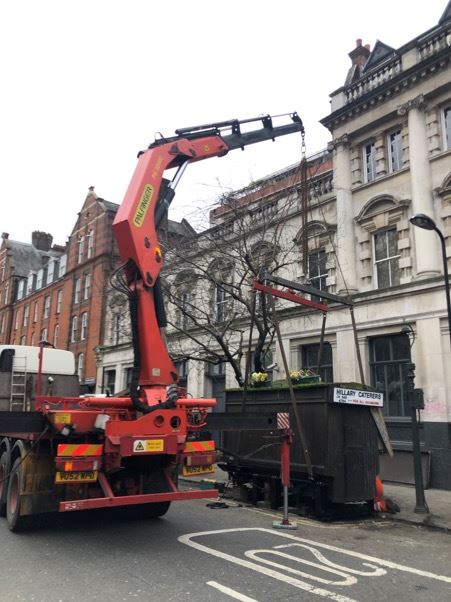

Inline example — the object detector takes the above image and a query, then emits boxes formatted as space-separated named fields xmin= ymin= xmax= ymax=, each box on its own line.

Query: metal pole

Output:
xmin=405 ymin=362 xmax=429 ymax=513
xmin=411 ymin=404 xmax=429 ymax=513
xmin=273 ymin=432 xmax=297 ymax=530
xmin=435 ymin=227 xmax=451 ymax=351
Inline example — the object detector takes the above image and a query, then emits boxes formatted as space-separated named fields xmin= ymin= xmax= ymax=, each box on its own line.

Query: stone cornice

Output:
xmin=321 ymin=46 xmax=451 ymax=131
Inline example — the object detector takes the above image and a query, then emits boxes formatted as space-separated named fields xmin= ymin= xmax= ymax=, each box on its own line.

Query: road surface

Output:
xmin=0 ymin=497 xmax=450 ymax=601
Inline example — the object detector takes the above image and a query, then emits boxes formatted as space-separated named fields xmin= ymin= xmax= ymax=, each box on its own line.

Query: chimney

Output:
xmin=348 ymin=38 xmax=371 ymax=68
xmin=87 ymin=186 xmax=97 ymax=199
xmin=32 ymin=231 xmax=53 ymax=251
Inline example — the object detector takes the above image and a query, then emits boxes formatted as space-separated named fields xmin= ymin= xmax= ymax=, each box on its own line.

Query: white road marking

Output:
xmin=272 ymin=544 xmax=387 ymax=576
xmin=180 ymin=531 xmax=359 ymax=601
xmin=245 ymin=549 xmax=359 ymax=585
xmin=207 ymin=581 xmax=259 ymax=602
xmin=179 ymin=527 xmax=451 ymax=597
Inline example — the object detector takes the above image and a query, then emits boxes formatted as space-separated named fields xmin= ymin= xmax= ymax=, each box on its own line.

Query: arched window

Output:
xmin=84 ymin=273 xmax=91 ymax=300
xmin=77 ymin=237 xmax=85 ymax=264
xmin=355 ymin=195 xmax=409 ymax=290
xmin=249 ymin=241 xmax=277 ymax=275
xmin=40 ymin=328 xmax=48 ymax=343
xmin=174 ymin=270 xmax=196 ymax=330
xmin=81 ymin=312 xmax=88 ymax=340
xmin=53 ymin=324 xmax=59 ymax=348
xmin=56 ymin=290 xmax=63 ymax=313
xmin=112 ymin=313 xmax=121 ymax=345
xmin=74 ymin=278 xmax=81 ymax=304
xmin=87 ymin=230 xmax=95 ymax=258
xmin=71 ymin=316 xmax=78 ymax=342
xmin=209 ymin=259 xmax=233 ymax=323
xmin=77 ymin=353 xmax=85 ymax=381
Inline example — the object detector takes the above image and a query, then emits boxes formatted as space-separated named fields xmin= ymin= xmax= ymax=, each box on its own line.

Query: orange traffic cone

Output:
xmin=373 ymin=475 xmax=400 ymax=514
xmin=374 ymin=475 xmax=388 ymax=512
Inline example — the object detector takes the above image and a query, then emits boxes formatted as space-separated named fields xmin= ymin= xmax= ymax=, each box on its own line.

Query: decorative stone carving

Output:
xmin=327 ymin=134 xmax=350 ymax=152
xmin=397 ymin=94 xmax=425 ymax=116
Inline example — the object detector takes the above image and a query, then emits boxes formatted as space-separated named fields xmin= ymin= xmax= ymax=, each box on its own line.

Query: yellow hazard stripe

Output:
xmin=57 ymin=444 xmax=103 ymax=457
xmin=184 ymin=440 xmax=215 ymax=453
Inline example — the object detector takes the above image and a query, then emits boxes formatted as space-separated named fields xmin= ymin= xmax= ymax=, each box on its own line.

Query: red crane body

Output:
xmin=0 ymin=113 xmax=304 ymax=530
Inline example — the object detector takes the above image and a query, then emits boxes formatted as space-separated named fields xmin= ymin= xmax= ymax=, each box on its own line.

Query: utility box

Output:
xmin=223 ymin=383 xmax=380 ymax=505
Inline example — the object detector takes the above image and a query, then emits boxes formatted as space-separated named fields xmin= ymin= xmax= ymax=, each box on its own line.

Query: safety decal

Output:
xmin=57 ymin=444 xmax=103 ymax=457
xmin=133 ymin=439 xmax=164 ymax=453
xmin=184 ymin=440 xmax=215 ymax=453
xmin=54 ymin=413 xmax=72 ymax=424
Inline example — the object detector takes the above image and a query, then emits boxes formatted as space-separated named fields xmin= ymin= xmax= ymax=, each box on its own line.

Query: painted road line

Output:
xmin=179 ymin=527 xmax=451 ymax=597
xmin=183 ymin=528 xmax=451 ymax=583
xmin=207 ymin=581 xmax=259 ymax=602
xmin=180 ymin=531 xmax=358 ymax=602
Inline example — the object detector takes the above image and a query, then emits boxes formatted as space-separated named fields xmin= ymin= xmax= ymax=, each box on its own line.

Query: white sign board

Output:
xmin=333 ymin=387 xmax=383 ymax=407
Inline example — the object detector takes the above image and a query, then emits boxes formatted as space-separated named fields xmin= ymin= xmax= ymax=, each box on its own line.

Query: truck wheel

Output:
xmin=0 ymin=451 xmax=9 ymax=517
xmin=6 ymin=458 xmax=34 ymax=532
xmin=137 ymin=501 xmax=171 ymax=519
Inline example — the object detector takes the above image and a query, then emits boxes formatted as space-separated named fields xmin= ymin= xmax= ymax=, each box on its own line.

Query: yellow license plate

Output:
xmin=182 ymin=464 xmax=215 ymax=477
xmin=55 ymin=471 xmax=98 ymax=484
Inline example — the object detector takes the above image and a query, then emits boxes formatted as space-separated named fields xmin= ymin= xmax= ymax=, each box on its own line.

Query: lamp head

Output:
xmin=409 ymin=213 xmax=436 ymax=231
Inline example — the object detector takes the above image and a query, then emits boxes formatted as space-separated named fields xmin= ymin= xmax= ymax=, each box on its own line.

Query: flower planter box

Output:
xmin=292 ymin=375 xmax=321 ymax=385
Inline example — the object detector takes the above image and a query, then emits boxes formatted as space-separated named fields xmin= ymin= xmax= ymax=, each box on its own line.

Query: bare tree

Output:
xmin=162 ymin=167 xmax=305 ymax=387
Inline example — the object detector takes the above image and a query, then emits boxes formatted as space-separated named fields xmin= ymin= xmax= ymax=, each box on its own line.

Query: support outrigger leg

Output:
xmin=273 ymin=431 xmax=297 ymax=530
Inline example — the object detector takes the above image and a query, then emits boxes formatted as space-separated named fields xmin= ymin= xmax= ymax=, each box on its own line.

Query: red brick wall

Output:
xmin=4 ymin=192 xmax=119 ymax=389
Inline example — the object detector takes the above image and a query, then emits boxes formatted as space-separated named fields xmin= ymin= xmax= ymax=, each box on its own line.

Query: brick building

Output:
xmin=0 ymin=188 xmax=119 ymax=392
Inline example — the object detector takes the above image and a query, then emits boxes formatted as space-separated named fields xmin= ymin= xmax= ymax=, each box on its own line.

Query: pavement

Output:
xmin=181 ymin=466 xmax=451 ymax=533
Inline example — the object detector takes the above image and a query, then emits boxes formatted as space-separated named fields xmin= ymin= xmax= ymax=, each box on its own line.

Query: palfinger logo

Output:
xmin=133 ymin=184 xmax=154 ymax=227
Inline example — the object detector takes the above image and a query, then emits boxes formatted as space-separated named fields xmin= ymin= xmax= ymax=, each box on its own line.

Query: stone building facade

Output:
xmin=147 ymin=5 xmax=451 ymax=489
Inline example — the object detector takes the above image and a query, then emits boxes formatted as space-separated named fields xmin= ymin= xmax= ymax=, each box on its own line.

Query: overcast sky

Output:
xmin=0 ymin=1 xmax=448 ymax=244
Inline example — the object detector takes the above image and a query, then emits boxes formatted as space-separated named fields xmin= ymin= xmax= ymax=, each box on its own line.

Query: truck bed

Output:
xmin=0 ymin=411 xmax=46 ymax=434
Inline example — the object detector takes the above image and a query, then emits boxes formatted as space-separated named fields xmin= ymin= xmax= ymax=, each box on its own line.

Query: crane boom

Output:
xmin=112 ymin=112 xmax=304 ymax=410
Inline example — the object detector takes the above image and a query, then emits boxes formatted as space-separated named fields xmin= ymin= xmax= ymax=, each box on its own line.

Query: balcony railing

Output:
xmin=418 ymin=28 xmax=451 ymax=61
xmin=345 ymin=58 xmax=402 ymax=104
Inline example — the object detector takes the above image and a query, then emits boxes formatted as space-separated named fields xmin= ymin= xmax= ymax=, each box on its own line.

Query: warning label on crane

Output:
xmin=133 ymin=439 xmax=164 ymax=453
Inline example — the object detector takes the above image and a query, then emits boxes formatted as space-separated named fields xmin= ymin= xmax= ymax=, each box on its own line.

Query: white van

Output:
xmin=0 ymin=345 xmax=75 ymax=375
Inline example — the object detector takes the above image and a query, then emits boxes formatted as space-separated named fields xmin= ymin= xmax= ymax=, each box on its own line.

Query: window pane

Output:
xmin=372 ymin=337 xmax=391 ymax=362
xmin=374 ymin=231 xmax=387 ymax=260
xmin=445 ymin=107 xmax=451 ymax=149
xmin=387 ymin=364 xmax=403 ymax=416
xmin=389 ymin=130 xmax=403 ymax=171
xmin=387 ymin=229 xmax=398 ymax=256
xmin=309 ymin=252 xmax=319 ymax=275
xmin=365 ymin=143 xmax=376 ymax=181
xmin=389 ymin=258 xmax=400 ymax=286
xmin=302 ymin=343 xmax=333 ymax=382
xmin=391 ymin=334 xmax=410 ymax=360
xmin=370 ymin=334 xmax=411 ymax=417
xmin=376 ymin=262 xmax=390 ymax=288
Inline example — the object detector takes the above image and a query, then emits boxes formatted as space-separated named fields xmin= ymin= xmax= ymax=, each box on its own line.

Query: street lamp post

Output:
xmin=410 ymin=213 xmax=451 ymax=350
xmin=409 ymin=212 xmax=451 ymax=513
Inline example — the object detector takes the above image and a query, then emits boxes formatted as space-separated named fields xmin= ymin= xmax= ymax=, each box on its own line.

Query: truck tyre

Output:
xmin=136 ymin=501 xmax=171 ymax=519
xmin=0 ymin=451 xmax=10 ymax=517
xmin=122 ymin=500 xmax=171 ymax=520
xmin=6 ymin=458 xmax=34 ymax=531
